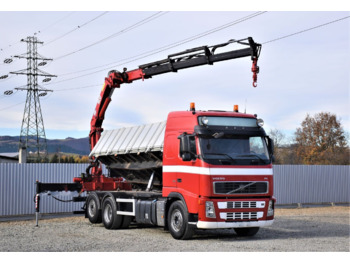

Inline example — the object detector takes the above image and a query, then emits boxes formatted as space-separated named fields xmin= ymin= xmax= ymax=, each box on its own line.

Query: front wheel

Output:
xmin=167 ymin=200 xmax=194 ymax=240
xmin=234 ymin=227 xmax=260 ymax=236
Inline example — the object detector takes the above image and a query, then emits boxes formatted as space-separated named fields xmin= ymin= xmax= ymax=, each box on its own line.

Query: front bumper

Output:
xmin=196 ymin=197 xmax=275 ymax=229
xmin=196 ymin=219 xmax=274 ymax=229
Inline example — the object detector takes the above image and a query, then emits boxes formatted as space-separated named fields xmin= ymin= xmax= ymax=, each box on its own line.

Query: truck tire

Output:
xmin=121 ymin=216 xmax=132 ymax=229
xmin=86 ymin=193 xmax=102 ymax=224
xmin=102 ymin=197 xmax=123 ymax=229
xmin=234 ymin=227 xmax=260 ymax=236
xmin=168 ymin=200 xmax=194 ymax=240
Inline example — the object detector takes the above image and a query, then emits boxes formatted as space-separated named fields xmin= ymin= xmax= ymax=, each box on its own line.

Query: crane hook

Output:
xmin=251 ymin=58 xmax=259 ymax=88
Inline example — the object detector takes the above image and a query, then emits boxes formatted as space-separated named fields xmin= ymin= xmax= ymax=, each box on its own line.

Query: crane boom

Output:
xmin=90 ymin=37 xmax=261 ymax=149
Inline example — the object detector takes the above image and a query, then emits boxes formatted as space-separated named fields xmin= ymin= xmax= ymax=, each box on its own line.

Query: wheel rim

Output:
xmin=88 ymin=199 xmax=96 ymax=217
xmin=103 ymin=203 xmax=112 ymax=224
xmin=170 ymin=209 xmax=183 ymax=232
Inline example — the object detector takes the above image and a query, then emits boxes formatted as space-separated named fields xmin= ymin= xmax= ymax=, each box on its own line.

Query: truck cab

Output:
xmin=162 ymin=105 xmax=275 ymax=237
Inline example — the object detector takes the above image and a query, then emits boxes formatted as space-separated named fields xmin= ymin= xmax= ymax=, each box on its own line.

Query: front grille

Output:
xmin=220 ymin=211 xmax=263 ymax=220
xmin=228 ymin=201 xmax=255 ymax=208
xmin=214 ymin=181 xmax=268 ymax=194
xmin=229 ymin=212 xmax=257 ymax=220
xmin=218 ymin=201 xmax=265 ymax=209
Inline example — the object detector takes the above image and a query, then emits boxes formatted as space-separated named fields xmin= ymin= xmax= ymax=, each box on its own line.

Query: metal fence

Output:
xmin=273 ymin=165 xmax=349 ymax=205
xmin=0 ymin=163 xmax=106 ymax=216
xmin=0 ymin=163 xmax=349 ymax=216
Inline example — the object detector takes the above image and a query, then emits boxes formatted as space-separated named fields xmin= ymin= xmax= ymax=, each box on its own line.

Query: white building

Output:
xmin=0 ymin=153 xmax=19 ymax=163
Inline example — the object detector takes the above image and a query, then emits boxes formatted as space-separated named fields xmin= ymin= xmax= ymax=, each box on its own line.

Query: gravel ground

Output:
xmin=0 ymin=206 xmax=349 ymax=252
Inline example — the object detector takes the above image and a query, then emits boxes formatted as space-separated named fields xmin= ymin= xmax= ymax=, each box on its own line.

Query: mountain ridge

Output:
xmin=0 ymin=136 xmax=90 ymax=155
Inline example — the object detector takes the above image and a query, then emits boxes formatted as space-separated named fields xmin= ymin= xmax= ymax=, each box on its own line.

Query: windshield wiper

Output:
xmin=236 ymin=154 xmax=268 ymax=163
xmin=204 ymin=153 xmax=236 ymax=163
xmin=227 ymin=182 xmax=257 ymax=194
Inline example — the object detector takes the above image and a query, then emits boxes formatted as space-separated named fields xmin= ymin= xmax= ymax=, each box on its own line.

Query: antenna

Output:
xmin=10 ymin=36 xmax=56 ymax=161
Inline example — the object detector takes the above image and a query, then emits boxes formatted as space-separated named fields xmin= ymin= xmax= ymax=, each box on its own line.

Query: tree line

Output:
xmin=269 ymin=112 xmax=349 ymax=165
xmin=28 ymin=154 xmax=90 ymax=163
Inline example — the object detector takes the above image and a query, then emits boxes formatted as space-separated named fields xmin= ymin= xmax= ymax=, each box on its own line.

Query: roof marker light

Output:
xmin=190 ymin=102 xmax=195 ymax=112
xmin=257 ymin=118 xmax=264 ymax=127
xmin=201 ymin=116 xmax=209 ymax=126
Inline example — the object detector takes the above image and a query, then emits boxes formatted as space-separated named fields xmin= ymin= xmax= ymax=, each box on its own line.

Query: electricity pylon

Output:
xmin=10 ymin=36 xmax=56 ymax=161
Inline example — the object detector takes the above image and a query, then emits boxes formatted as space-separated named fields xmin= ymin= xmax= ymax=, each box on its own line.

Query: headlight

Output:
xmin=205 ymin=201 xmax=216 ymax=218
xmin=267 ymin=200 xmax=274 ymax=217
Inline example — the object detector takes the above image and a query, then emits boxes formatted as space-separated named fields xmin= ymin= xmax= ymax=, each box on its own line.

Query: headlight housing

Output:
xmin=205 ymin=201 xmax=216 ymax=218
xmin=267 ymin=200 xmax=274 ymax=217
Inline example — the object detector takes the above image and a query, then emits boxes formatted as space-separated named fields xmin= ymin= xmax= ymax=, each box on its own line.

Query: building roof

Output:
xmin=0 ymin=152 xmax=19 ymax=159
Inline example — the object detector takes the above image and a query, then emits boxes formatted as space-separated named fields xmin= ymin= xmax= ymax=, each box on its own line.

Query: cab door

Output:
xmin=162 ymin=134 xmax=178 ymax=189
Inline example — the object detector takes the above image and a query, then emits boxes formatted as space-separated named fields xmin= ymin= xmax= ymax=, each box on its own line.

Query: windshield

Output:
xmin=199 ymin=135 xmax=270 ymax=165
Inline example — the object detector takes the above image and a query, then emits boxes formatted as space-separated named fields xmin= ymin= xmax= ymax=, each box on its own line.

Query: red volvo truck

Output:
xmin=35 ymin=37 xmax=275 ymax=239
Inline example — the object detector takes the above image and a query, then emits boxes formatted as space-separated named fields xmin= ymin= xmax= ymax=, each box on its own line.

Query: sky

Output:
xmin=0 ymin=1 xmax=349 ymax=144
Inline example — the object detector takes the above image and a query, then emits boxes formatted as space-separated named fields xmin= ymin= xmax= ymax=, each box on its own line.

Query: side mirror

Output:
xmin=178 ymin=133 xmax=197 ymax=161
xmin=267 ymin=137 xmax=275 ymax=161
xmin=181 ymin=152 xmax=192 ymax=162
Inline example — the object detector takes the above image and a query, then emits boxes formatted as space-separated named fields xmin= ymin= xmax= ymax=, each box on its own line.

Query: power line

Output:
xmin=7 ymin=13 xmax=349 ymax=95
xmin=45 ymin=11 xmax=266 ymax=86
xmin=2 ymin=13 xmax=348 ymax=115
xmin=50 ymin=12 xmax=348 ymax=89
xmin=35 ymin=12 xmax=75 ymax=35
xmin=54 ymin=11 xmax=169 ymax=61
xmin=42 ymin=12 xmax=350 ymax=94
xmin=0 ymin=12 xmax=75 ymax=55
xmin=0 ymin=100 xmax=25 ymax=111
xmin=61 ymin=11 xmax=266 ymax=77
xmin=0 ymin=41 xmax=21 ymax=54
xmin=263 ymin=15 xmax=350 ymax=44
xmin=1 ymin=12 xmax=108 ymax=67
xmin=41 ymin=11 xmax=109 ymax=47
xmin=54 ymin=84 xmax=101 ymax=92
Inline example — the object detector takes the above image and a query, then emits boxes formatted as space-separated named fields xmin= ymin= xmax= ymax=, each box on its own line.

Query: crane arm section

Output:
xmin=89 ymin=37 xmax=261 ymax=154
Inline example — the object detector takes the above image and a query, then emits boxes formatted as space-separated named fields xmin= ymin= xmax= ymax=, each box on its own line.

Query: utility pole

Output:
xmin=10 ymin=36 xmax=56 ymax=162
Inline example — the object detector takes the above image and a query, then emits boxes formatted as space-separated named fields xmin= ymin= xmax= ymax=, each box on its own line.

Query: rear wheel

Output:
xmin=86 ymin=193 xmax=101 ymax=224
xmin=102 ymin=197 xmax=123 ymax=229
xmin=168 ymin=200 xmax=194 ymax=240
xmin=121 ymin=216 xmax=132 ymax=229
xmin=234 ymin=227 xmax=260 ymax=236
